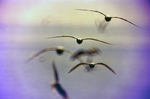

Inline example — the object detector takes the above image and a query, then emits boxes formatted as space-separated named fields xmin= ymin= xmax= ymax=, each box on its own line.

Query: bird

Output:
xmin=24 ymin=46 xmax=83 ymax=64
xmin=95 ymin=19 xmax=109 ymax=33
xmin=51 ymin=60 xmax=69 ymax=99
xmin=70 ymin=47 xmax=101 ymax=61
xmin=46 ymin=35 xmax=112 ymax=45
xmin=75 ymin=9 xmax=141 ymax=28
xmin=68 ymin=62 xmax=116 ymax=74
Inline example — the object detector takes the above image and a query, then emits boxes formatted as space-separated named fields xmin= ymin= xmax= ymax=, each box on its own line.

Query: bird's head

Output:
xmin=76 ymin=38 xmax=83 ymax=44
xmin=105 ymin=15 xmax=111 ymax=22
xmin=56 ymin=46 xmax=64 ymax=55
xmin=50 ymin=81 xmax=61 ymax=90
xmin=50 ymin=81 xmax=56 ymax=90
xmin=89 ymin=63 xmax=95 ymax=68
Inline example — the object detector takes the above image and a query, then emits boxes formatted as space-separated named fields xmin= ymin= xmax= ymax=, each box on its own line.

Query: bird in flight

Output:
xmin=68 ymin=62 xmax=116 ymax=74
xmin=70 ymin=47 xmax=101 ymax=61
xmin=46 ymin=35 xmax=112 ymax=45
xmin=51 ymin=60 xmax=69 ymax=99
xmin=24 ymin=46 xmax=83 ymax=64
xmin=95 ymin=19 xmax=109 ymax=33
xmin=75 ymin=9 xmax=141 ymax=28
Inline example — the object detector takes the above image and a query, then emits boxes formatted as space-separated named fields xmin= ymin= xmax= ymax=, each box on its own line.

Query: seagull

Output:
xmin=51 ymin=60 xmax=69 ymax=99
xmin=70 ymin=47 xmax=101 ymax=61
xmin=46 ymin=35 xmax=112 ymax=45
xmin=75 ymin=9 xmax=141 ymax=28
xmin=24 ymin=46 xmax=83 ymax=64
xmin=68 ymin=62 xmax=116 ymax=74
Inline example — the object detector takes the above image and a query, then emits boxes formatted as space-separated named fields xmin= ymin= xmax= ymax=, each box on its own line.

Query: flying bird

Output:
xmin=75 ymin=9 xmax=141 ymax=28
xmin=24 ymin=46 xmax=83 ymax=64
xmin=95 ymin=19 xmax=109 ymax=33
xmin=51 ymin=60 xmax=69 ymax=99
xmin=46 ymin=35 xmax=112 ymax=45
xmin=70 ymin=47 xmax=101 ymax=61
xmin=68 ymin=62 xmax=116 ymax=74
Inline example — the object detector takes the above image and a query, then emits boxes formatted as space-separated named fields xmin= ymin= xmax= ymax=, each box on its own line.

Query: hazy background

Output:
xmin=0 ymin=0 xmax=150 ymax=99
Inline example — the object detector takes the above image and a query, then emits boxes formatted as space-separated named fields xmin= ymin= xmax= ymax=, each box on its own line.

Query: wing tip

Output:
xmin=68 ymin=69 xmax=73 ymax=74
xmin=24 ymin=59 xmax=31 ymax=64
xmin=113 ymin=71 xmax=117 ymax=75
xmin=68 ymin=71 xmax=71 ymax=74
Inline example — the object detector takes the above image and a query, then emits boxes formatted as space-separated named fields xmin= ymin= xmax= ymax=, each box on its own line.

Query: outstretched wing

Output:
xmin=95 ymin=63 xmax=116 ymax=74
xmin=63 ymin=48 xmax=74 ymax=54
xmin=46 ymin=35 xmax=77 ymax=39
xmin=68 ymin=63 xmax=89 ymax=73
xmin=52 ymin=60 xmax=59 ymax=82
xmin=75 ymin=9 xmax=106 ymax=17
xmin=112 ymin=16 xmax=141 ymax=28
xmin=24 ymin=48 xmax=56 ymax=64
xmin=83 ymin=38 xmax=112 ymax=45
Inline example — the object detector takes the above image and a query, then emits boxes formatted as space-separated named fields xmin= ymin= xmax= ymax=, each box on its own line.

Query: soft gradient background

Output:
xmin=0 ymin=0 xmax=150 ymax=99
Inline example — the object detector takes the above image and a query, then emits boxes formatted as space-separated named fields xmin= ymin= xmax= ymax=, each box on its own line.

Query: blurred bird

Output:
xmin=46 ymin=35 xmax=112 ymax=45
xmin=95 ymin=19 xmax=109 ymax=33
xmin=70 ymin=47 xmax=101 ymax=61
xmin=68 ymin=62 xmax=116 ymax=74
xmin=51 ymin=60 xmax=69 ymax=99
xmin=75 ymin=9 xmax=141 ymax=28
xmin=24 ymin=46 xmax=83 ymax=64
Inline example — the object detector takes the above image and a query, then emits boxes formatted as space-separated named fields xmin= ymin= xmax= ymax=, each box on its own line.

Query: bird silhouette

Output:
xmin=68 ymin=62 xmax=116 ymax=74
xmin=70 ymin=47 xmax=101 ymax=61
xmin=24 ymin=46 xmax=83 ymax=64
xmin=75 ymin=9 xmax=141 ymax=28
xmin=51 ymin=60 xmax=69 ymax=99
xmin=46 ymin=35 xmax=112 ymax=45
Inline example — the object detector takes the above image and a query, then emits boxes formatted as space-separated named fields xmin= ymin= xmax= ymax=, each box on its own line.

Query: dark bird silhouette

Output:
xmin=51 ymin=60 xmax=69 ymax=99
xmin=70 ymin=47 xmax=101 ymax=61
xmin=68 ymin=62 xmax=116 ymax=74
xmin=46 ymin=35 xmax=112 ymax=45
xmin=75 ymin=9 xmax=141 ymax=28
xmin=24 ymin=46 xmax=83 ymax=64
